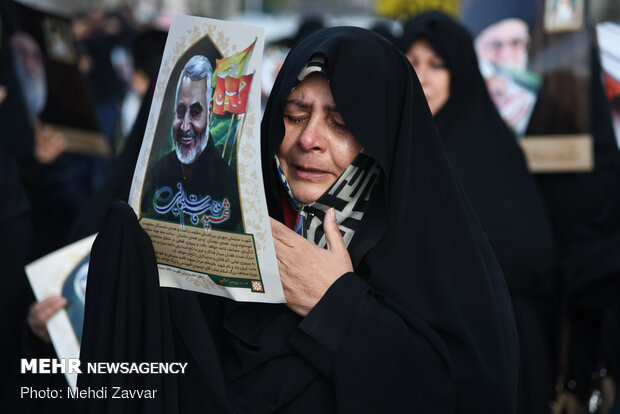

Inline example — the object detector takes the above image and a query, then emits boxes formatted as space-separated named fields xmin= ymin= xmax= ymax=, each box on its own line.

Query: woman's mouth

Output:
xmin=292 ymin=164 xmax=329 ymax=180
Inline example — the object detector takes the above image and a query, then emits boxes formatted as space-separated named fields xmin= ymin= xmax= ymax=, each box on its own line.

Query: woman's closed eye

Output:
xmin=284 ymin=113 xmax=310 ymax=124
xmin=329 ymin=117 xmax=351 ymax=134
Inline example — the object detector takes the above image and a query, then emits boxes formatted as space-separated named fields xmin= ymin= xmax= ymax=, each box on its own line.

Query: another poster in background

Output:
xmin=129 ymin=15 xmax=284 ymax=303
xmin=9 ymin=1 xmax=108 ymax=157
xmin=597 ymin=21 xmax=620 ymax=149
xmin=461 ymin=0 xmax=542 ymax=137
xmin=25 ymin=234 xmax=97 ymax=389
xmin=544 ymin=0 xmax=585 ymax=33
xmin=461 ymin=0 xmax=593 ymax=172
xmin=42 ymin=15 xmax=76 ymax=64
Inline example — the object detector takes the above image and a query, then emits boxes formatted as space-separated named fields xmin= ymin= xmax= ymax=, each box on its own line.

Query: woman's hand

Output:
xmin=34 ymin=122 xmax=67 ymax=164
xmin=27 ymin=296 xmax=67 ymax=343
xmin=270 ymin=208 xmax=353 ymax=317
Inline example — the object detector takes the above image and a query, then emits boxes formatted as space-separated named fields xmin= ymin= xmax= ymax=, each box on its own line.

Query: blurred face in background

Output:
xmin=10 ymin=32 xmax=47 ymax=119
xmin=475 ymin=18 xmax=529 ymax=70
xmin=406 ymin=39 xmax=450 ymax=115
xmin=277 ymin=73 xmax=362 ymax=204
xmin=11 ymin=32 xmax=45 ymax=79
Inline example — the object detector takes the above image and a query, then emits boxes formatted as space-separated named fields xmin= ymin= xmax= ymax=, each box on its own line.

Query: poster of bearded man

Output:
xmin=130 ymin=15 xmax=284 ymax=303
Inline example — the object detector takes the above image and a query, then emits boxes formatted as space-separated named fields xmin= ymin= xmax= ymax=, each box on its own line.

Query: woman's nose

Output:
xmin=298 ymin=117 xmax=326 ymax=151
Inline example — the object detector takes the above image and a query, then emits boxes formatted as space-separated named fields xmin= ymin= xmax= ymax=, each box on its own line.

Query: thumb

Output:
xmin=324 ymin=208 xmax=346 ymax=252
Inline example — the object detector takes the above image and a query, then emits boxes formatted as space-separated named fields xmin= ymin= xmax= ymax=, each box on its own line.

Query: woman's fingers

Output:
xmin=269 ymin=214 xmax=353 ymax=316
xmin=270 ymin=217 xmax=298 ymax=249
xmin=323 ymin=208 xmax=346 ymax=253
xmin=27 ymin=296 xmax=67 ymax=342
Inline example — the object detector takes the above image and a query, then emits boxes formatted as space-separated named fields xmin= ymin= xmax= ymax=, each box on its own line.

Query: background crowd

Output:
xmin=1 ymin=0 xmax=619 ymax=413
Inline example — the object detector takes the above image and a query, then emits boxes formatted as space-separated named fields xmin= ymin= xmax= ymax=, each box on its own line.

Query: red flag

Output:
xmin=604 ymin=73 xmax=620 ymax=102
xmin=225 ymin=74 xmax=254 ymax=114
xmin=224 ymin=77 xmax=240 ymax=113
xmin=213 ymin=75 xmax=226 ymax=115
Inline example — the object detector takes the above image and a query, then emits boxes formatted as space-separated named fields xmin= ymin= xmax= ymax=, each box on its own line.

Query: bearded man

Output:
xmin=141 ymin=55 xmax=241 ymax=232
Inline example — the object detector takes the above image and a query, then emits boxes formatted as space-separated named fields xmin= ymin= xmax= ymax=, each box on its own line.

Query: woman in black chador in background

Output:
xmin=401 ymin=12 xmax=557 ymax=414
xmin=79 ymin=27 xmax=519 ymax=413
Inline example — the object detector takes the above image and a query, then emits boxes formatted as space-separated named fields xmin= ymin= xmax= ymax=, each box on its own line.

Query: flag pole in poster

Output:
xmin=213 ymin=40 xmax=256 ymax=163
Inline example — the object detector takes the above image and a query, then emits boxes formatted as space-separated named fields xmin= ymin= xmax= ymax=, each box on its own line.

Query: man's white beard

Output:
xmin=13 ymin=57 xmax=47 ymax=121
xmin=175 ymin=126 xmax=209 ymax=165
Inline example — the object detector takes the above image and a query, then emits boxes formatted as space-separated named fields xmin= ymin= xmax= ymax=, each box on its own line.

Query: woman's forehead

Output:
xmin=286 ymin=73 xmax=336 ymax=108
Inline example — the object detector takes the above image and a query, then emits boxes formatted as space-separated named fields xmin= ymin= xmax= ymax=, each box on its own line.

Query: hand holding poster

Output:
xmin=129 ymin=15 xmax=284 ymax=303
xmin=25 ymin=234 xmax=97 ymax=389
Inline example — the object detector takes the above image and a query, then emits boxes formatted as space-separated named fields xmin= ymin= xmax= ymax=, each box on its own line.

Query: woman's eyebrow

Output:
xmin=284 ymin=99 xmax=340 ymax=114
xmin=284 ymin=99 xmax=311 ymax=111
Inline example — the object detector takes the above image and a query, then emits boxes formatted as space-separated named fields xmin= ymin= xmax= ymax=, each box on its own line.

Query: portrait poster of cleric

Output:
xmin=460 ymin=0 xmax=542 ymax=138
xmin=8 ymin=1 xmax=105 ymax=156
xmin=461 ymin=0 xmax=593 ymax=172
xmin=129 ymin=15 xmax=284 ymax=303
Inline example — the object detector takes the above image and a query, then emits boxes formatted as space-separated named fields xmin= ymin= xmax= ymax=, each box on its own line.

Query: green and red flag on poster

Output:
xmin=211 ymin=39 xmax=256 ymax=163
xmin=212 ymin=39 xmax=256 ymax=115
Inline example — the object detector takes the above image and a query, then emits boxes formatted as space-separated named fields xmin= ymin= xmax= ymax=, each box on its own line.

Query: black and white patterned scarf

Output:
xmin=276 ymin=149 xmax=382 ymax=248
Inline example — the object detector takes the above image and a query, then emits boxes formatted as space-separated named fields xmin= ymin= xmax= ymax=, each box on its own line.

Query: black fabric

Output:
xmin=533 ymin=46 xmax=620 ymax=405
xmin=555 ymin=47 xmax=620 ymax=294
xmin=78 ymin=202 xmax=179 ymax=414
xmin=0 ymin=145 xmax=36 ymax=414
xmin=251 ymin=25 xmax=519 ymax=412
xmin=401 ymin=13 xmax=558 ymax=414
xmin=132 ymin=29 xmax=168 ymax=83
xmin=78 ymin=202 xmax=237 ymax=414
xmin=601 ymin=303 xmax=620 ymax=382
xmin=0 ymin=43 xmax=34 ymax=162
xmin=80 ymin=30 xmax=127 ymax=106
xmin=79 ymin=27 xmax=519 ymax=413
xmin=401 ymin=11 xmax=556 ymax=299
xmin=0 ymin=143 xmax=30 ymax=223
xmin=66 ymin=83 xmax=154 ymax=243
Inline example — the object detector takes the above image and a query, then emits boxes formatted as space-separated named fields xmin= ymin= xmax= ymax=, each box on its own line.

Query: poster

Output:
xmin=460 ymin=0 xmax=593 ymax=172
xmin=25 ymin=234 xmax=97 ymax=389
xmin=597 ymin=21 xmax=620 ymax=148
xmin=9 ymin=1 xmax=109 ymax=157
xmin=461 ymin=0 xmax=542 ymax=137
xmin=129 ymin=15 xmax=284 ymax=303
xmin=543 ymin=0 xmax=585 ymax=33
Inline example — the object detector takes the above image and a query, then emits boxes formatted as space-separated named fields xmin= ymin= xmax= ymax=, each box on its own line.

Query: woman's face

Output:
xmin=277 ymin=73 xmax=362 ymax=204
xmin=406 ymin=39 xmax=450 ymax=115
